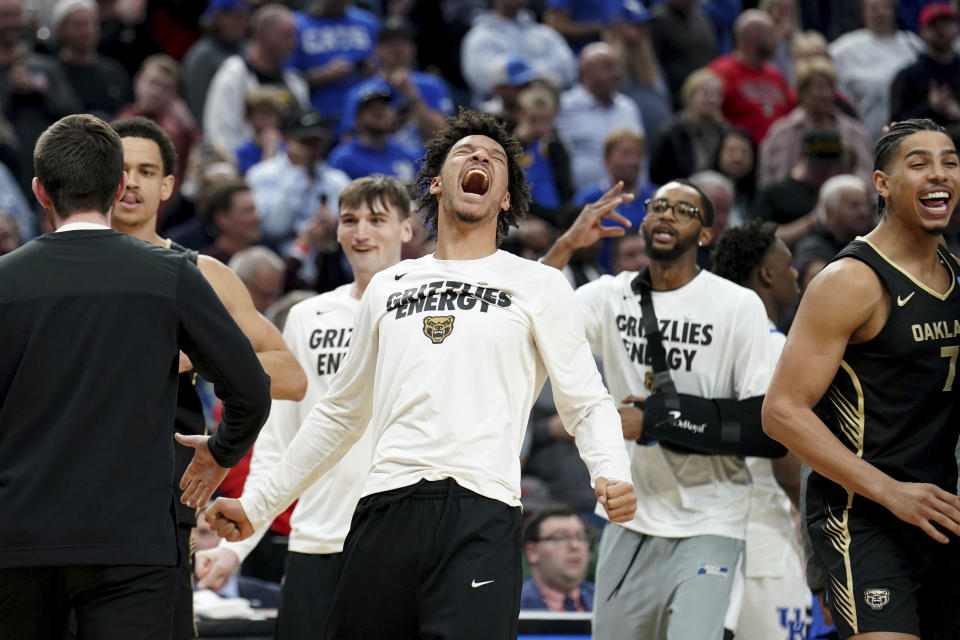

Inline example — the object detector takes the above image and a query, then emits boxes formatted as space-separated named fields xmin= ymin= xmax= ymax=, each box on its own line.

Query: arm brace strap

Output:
xmin=638 ymin=394 xmax=787 ymax=458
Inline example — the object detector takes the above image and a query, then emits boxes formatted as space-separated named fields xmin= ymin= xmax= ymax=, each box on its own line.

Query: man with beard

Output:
xmin=763 ymin=118 xmax=960 ymax=638
xmin=205 ymin=109 xmax=636 ymax=638
xmin=541 ymin=179 xmax=783 ymax=640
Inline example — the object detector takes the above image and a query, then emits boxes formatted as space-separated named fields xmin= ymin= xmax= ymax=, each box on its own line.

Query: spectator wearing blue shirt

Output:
xmin=287 ymin=1 xmax=380 ymax=129
xmin=543 ymin=0 xmax=608 ymax=53
xmin=327 ymin=82 xmax=420 ymax=183
xmin=339 ymin=17 xmax=454 ymax=153
xmin=574 ymin=129 xmax=655 ymax=273
xmin=513 ymin=85 xmax=574 ymax=227
xmin=0 ymin=162 xmax=37 ymax=243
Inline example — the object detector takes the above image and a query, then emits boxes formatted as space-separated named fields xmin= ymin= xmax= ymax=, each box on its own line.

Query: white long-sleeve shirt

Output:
xmin=240 ymin=251 xmax=632 ymax=531
xmin=577 ymin=270 xmax=773 ymax=540
xmin=223 ymin=284 xmax=369 ymax=560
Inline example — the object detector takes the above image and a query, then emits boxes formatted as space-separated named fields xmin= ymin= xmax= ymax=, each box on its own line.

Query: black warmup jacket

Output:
xmin=0 ymin=228 xmax=271 ymax=568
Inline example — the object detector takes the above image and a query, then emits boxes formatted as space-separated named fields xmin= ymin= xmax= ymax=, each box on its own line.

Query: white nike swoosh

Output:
xmin=471 ymin=579 xmax=494 ymax=588
xmin=897 ymin=291 xmax=915 ymax=306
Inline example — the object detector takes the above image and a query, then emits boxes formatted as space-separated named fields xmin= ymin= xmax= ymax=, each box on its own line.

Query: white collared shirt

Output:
xmin=55 ymin=222 xmax=111 ymax=232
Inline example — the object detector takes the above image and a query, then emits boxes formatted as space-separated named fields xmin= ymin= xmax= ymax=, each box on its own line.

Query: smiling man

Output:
xmin=205 ymin=108 xmax=636 ymax=639
xmin=195 ymin=175 xmax=413 ymax=640
xmin=763 ymin=118 xmax=960 ymax=639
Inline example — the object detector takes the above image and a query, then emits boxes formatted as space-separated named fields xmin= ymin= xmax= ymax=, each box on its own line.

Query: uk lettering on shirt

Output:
xmin=777 ymin=606 xmax=808 ymax=640
xmin=301 ymin=25 xmax=372 ymax=56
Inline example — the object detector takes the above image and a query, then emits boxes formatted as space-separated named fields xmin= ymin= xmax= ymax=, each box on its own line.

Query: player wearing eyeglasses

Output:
xmin=542 ymin=179 xmax=786 ymax=640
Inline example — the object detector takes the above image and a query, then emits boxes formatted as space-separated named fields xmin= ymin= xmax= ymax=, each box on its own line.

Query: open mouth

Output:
xmin=352 ymin=245 xmax=374 ymax=253
xmin=652 ymin=224 xmax=676 ymax=243
xmin=919 ymin=191 xmax=951 ymax=213
xmin=461 ymin=168 xmax=489 ymax=196
xmin=119 ymin=192 xmax=141 ymax=208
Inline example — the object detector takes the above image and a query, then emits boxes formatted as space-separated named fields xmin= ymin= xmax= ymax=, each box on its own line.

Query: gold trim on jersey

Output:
xmin=856 ymin=237 xmax=956 ymax=301
xmin=821 ymin=360 xmax=866 ymax=633
xmin=826 ymin=360 xmax=867 ymax=470
xmin=825 ymin=506 xmax=858 ymax=634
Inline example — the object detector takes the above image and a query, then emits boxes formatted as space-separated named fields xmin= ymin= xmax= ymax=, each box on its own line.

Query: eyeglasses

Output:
xmin=537 ymin=532 xmax=589 ymax=545
xmin=644 ymin=198 xmax=701 ymax=224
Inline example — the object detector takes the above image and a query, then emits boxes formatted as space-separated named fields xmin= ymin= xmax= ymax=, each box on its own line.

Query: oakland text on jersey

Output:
xmin=911 ymin=318 xmax=960 ymax=342
xmin=615 ymin=314 xmax=714 ymax=372
xmin=386 ymin=280 xmax=513 ymax=319
xmin=309 ymin=327 xmax=353 ymax=376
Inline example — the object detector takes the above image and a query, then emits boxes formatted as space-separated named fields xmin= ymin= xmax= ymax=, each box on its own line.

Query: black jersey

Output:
xmin=167 ymin=239 xmax=206 ymax=527
xmin=807 ymin=238 xmax=960 ymax=519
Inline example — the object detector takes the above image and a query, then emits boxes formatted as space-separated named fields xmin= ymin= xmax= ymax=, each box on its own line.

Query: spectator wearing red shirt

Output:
xmin=708 ymin=9 xmax=794 ymax=144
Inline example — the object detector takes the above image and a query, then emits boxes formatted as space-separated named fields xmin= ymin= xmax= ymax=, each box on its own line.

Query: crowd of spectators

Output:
xmin=2 ymin=0 xmax=958 ymax=630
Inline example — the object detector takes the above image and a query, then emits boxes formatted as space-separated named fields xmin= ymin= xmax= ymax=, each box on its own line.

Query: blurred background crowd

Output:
xmin=2 ymin=0 xmax=959 ymax=629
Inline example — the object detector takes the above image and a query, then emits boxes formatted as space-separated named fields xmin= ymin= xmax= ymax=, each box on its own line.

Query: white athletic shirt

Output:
xmin=223 ymin=284 xmax=369 ymax=559
xmin=240 ymin=251 xmax=633 ymax=531
xmin=576 ymin=269 xmax=772 ymax=540
xmin=744 ymin=323 xmax=800 ymax=577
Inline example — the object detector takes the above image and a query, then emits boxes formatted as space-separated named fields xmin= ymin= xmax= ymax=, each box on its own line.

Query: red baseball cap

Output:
xmin=919 ymin=2 xmax=957 ymax=28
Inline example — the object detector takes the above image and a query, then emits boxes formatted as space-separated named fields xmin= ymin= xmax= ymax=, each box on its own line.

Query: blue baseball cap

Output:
xmin=201 ymin=0 xmax=250 ymax=22
xmin=496 ymin=54 xmax=538 ymax=88
xmin=355 ymin=81 xmax=395 ymax=109
xmin=608 ymin=0 xmax=651 ymax=24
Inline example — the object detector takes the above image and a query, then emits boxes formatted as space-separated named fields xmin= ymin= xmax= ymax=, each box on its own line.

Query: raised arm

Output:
xmin=198 ymin=255 xmax=307 ymax=401
xmin=762 ymin=258 xmax=960 ymax=542
xmin=540 ymin=181 xmax=633 ymax=270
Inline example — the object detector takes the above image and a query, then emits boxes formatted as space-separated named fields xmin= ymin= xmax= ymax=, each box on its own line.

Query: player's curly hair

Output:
xmin=711 ymin=219 xmax=778 ymax=286
xmin=414 ymin=108 xmax=530 ymax=244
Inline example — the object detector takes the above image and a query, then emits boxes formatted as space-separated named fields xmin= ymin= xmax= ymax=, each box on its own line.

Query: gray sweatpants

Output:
xmin=593 ymin=524 xmax=744 ymax=640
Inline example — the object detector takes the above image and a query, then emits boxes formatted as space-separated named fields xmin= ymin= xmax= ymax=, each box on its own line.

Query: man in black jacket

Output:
xmin=0 ymin=113 xmax=271 ymax=640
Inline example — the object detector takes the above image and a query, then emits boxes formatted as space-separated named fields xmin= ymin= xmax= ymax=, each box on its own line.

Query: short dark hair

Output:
xmin=874 ymin=118 xmax=949 ymax=215
xmin=110 ymin=116 xmax=177 ymax=178
xmin=522 ymin=505 xmax=580 ymax=545
xmin=204 ymin=180 xmax=250 ymax=224
xmin=414 ymin=108 xmax=531 ymax=244
xmin=339 ymin=175 xmax=411 ymax=219
xmin=711 ymin=219 xmax=778 ymax=286
xmin=661 ymin=178 xmax=715 ymax=227
xmin=34 ymin=114 xmax=124 ymax=216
